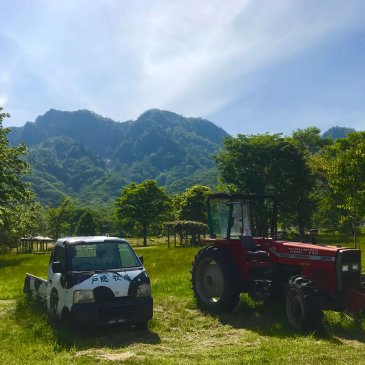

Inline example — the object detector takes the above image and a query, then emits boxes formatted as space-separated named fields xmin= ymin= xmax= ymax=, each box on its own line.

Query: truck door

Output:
xmin=47 ymin=245 xmax=66 ymax=318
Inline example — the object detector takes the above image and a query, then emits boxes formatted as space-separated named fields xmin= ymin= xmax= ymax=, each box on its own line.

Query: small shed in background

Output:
xmin=17 ymin=236 xmax=54 ymax=254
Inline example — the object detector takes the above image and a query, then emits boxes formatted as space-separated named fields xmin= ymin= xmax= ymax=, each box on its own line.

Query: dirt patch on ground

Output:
xmin=97 ymin=351 xmax=135 ymax=361
xmin=335 ymin=337 xmax=364 ymax=348
xmin=0 ymin=300 xmax=15 ymax=317
xmin=76 ymin=349 xmax=137 ymax=362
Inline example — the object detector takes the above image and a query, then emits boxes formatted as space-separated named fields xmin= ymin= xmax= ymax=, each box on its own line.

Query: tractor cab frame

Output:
xmin=207 ymin=193 xmax=277 ymax=240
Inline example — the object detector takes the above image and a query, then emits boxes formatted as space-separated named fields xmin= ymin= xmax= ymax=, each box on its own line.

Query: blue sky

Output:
xmin=0 ymin=0 xmax=364 ymax=135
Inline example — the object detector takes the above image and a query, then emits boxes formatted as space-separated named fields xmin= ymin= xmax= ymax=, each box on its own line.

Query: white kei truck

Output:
xmin=23 ymin=236 xmax=153 ymax=328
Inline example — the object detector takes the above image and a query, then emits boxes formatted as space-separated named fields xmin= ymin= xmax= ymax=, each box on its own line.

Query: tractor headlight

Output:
xmin=73 ymin=290 xmax=95 ymax=304
xmin=342 ymin=263 xmax=360 ymax=272
xmin=136 ymin=283 xmax=151 ymax=297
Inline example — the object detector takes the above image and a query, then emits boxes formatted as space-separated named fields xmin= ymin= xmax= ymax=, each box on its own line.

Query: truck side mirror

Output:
xmin=138 ymin=256 xmax=144 ymax=265
xmin=52 ymin=261 xmax=64 ymax=273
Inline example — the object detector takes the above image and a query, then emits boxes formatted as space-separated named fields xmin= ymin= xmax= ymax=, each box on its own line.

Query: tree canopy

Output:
xmin=115 ymin=180 xmax=171 ymax=246
xmin=47 ymin=196 xmax=76 ymax=239
xmin=0 ymin=108 xmax=40 ymax=249
xmin=290 ymin=127 xmax=332 ymax=156
xmin=323 ymin=132 xmax=365 ymax=246
xmin=175 ymin=185 xmax=212 ymax=223
xmin=75 ymin=209 xmax=98 ymax=236
xmin=215 ymin=133 xmax=313 ymax=239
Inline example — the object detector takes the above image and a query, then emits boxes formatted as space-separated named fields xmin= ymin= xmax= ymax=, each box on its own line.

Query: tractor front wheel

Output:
xmin=285 ymin=276 xmax=323 ymax=331
xmin=191 ymin=246 xmax=240 ymax=312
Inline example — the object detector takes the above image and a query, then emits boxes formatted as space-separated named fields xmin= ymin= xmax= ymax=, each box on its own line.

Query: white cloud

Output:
xmin=0 ymin=0 xmax=365 ymax=128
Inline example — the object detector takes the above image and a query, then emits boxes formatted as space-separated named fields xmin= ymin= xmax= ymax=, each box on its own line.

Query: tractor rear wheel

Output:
xmin=191 ymin=246 xmax=240 ymax=312
xmin=285 ymin=276 xmax=323 ymax=331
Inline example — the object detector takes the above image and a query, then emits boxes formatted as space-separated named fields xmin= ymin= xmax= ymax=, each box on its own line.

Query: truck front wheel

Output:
xmin=285 ymin=276 xmax=323 ymax=331
xmin=191 ymin=246 xmax=240 ymax=312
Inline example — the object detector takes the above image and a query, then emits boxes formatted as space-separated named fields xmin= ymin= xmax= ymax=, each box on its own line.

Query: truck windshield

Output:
xmin=69 ymin=242 xmax=141 ymax=271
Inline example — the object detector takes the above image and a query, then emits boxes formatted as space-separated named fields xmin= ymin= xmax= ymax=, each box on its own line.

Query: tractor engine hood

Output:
xmin=269 ymin=241 xmax=361 ymax=294
xmin=269 ymin=241 xmax=340 ymax=262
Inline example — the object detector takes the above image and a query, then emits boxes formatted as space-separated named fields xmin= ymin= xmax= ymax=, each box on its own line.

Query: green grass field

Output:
xmin=1 ymin=243 xmax=365 ymax=364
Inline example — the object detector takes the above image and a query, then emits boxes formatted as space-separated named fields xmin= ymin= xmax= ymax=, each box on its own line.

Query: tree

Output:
xmin=215 ymin=134 xmax=313 ymax=240
xmin=290 ymin=127 xmax=332 ymax=156
xmin=288 ymin=127 xmax=334 ymax=232
xmin=115 ymin=180 xmax=171 ymax=246
xmin=75 ymin=209 xmax=98 ymax=236
xmin=0 ymin=108 xmax=39 ymax=249
xmin=323 ymin=132 xmax=365 ymax=247
xmin=176 ymin=185 xmax=212 ymax=223
xmin=47 ymin=196 xmax=76 ymax=238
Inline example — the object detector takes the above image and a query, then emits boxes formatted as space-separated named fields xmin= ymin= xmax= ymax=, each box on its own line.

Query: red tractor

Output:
xmin=191 ymin=193 xmax=365 ymax=331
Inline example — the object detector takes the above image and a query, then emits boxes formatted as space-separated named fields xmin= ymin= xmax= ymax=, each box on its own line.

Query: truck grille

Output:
xmin=99 ymin=305 xmax=135 ymax=322
xmin=336 ymin=249 xmax=361 ymax=291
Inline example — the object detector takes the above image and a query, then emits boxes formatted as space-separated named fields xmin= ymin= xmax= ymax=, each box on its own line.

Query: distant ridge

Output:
xmin=322 ymin=126 xmax=356 ymax=140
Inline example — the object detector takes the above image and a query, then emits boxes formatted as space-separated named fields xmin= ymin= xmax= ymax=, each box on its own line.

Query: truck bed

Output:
xmin=23 ymin=273 xmax=47 ymax=300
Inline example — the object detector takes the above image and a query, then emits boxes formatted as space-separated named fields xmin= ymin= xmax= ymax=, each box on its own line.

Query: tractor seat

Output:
xmin=240 ymin=236 xmax=270 ymax=262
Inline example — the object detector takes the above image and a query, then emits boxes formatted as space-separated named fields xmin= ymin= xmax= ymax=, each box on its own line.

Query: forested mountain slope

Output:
xmin=9 ymin=109 xmax=228 ymax=206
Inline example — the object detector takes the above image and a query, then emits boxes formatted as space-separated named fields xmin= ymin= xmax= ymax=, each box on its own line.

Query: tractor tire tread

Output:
xmin=191 ymin=245 xmax=240 ymax=312
xmin=287 ymin=276 xmax=323 ymax=332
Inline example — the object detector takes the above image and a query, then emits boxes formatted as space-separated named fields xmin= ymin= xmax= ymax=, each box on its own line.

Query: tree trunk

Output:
xmin=297 ymin=197 xmax=305 ymax=243
xmin=353 ymin=221 xmax=359 ymax=249
xmin=143 ymin=225 xmax=148 ymax=247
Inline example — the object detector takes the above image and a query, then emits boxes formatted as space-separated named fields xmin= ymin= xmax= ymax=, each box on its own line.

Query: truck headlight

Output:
xmin=342 ymin=264 xmax=349 ymax=272
xmin=136 ymin=283 xmax=151 ymax=297
xmin=352 ymin=263 xmax=359 ymax=271
xmin=73 ymin=290 xmax=95 ymax=304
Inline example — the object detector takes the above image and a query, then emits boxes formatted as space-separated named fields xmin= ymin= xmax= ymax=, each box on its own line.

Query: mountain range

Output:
xmin=8 ymin=109 xmax=356 ymax=207
xmin=9 ymin=109 xmax=228 ymax=206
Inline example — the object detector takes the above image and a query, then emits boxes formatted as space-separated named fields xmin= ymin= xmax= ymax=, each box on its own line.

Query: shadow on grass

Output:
xmin=204 ymin=295 xmax=365 ymax=342
xmin=0 ymin=256 xmax=31 ymax=269
xmin=53 ymin=323 xmax=161 ymax=351
xmin=15 ymin=293 xmax=365 ymax=350
xmin=213 ymin=296 xmax=297 ymax=338
xmin=15 ymin=296 xmax=161 ymax=351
